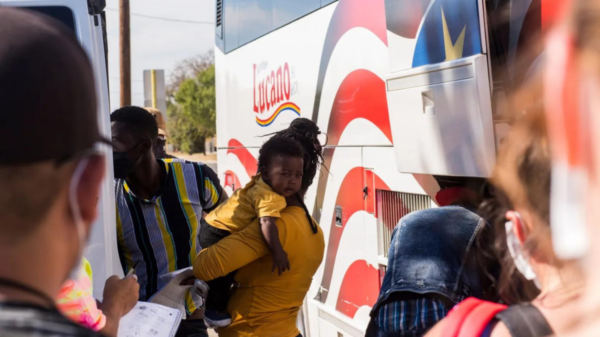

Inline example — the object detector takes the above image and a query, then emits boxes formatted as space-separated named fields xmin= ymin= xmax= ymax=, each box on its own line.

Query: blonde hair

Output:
xmin=144 ymin=107 xmax=168 ymax=137
xmin=573 ymin=1 xmax=600 ymax=75
xmin=493 ymin=75 xmax=550 ymax=225
xmin=486 ymin=73 xmax=558 ymax=303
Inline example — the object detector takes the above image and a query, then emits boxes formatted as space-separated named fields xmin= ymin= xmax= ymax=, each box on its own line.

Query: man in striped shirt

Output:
xmin=111 ymin=107 xmax=226 ymax=337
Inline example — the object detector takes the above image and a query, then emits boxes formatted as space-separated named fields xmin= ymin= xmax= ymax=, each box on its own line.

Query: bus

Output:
xmin=214 ymin=0 xmax=558 ymax=336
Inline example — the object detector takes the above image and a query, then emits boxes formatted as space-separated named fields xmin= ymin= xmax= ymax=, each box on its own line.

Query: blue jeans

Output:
xmin=369 ymin=206 xmax=489 ymax=336
xmin=374 ymin=206 xmax=488 ymax=310
xmin=198 ymin=219 xmax=235 ymax=313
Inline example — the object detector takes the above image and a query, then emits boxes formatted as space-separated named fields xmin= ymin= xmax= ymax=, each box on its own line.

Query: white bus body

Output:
xmin=215 ymin=0 xmax=547 ymax=335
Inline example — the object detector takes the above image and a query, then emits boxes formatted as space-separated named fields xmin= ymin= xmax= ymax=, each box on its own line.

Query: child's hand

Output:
xmin=271 ymin=250 xmax=290 ymax=275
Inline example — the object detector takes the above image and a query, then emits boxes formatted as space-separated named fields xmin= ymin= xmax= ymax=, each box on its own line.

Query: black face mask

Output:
xmin=113 ymin=143 xmax=143 ymax=179
xmin=154 ymin=138 xmax=167 ymax=159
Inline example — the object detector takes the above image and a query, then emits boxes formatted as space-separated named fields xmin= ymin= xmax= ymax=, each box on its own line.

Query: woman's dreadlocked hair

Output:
xmin=275 ymin=118 xmax=324 ymax=191
xmin=274 ymin=118 xmax=325 ymax=234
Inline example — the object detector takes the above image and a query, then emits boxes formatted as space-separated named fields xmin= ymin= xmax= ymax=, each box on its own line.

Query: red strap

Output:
xmin=458 ymin=301 xmax=507 ymax=337
xmin=442 ymin=298 xmax=508 ymax=337
xmin=443 ymin=298 xmax=484 ymax=337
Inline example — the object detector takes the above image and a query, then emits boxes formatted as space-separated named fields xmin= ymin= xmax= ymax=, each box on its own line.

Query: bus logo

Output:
xmin=253 ymin=62 xmax=300 ymax=127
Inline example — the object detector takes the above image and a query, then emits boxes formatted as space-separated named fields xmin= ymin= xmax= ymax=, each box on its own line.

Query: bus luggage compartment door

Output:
xmin=386 ymin=55 xmax=495 ymax=178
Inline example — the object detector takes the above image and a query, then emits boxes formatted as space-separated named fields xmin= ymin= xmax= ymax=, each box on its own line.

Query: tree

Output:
xmin=167 ymin=51 xmax=215 ymax=154
xmin=167 ymin=102 xmax=205 ymax=154
xmin=175 ymin=65 xmax=216 ymax=137
xmin=167 ymin=51 xmax=214 ymax=98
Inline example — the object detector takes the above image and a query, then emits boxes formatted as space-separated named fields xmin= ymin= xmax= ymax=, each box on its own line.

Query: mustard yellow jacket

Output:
xmin=194 ymin=206 xmax=324 ymax=337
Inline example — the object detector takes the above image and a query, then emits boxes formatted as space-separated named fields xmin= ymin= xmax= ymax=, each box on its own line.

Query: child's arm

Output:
xmin=259 ymin=216 xmax=290 ymax=275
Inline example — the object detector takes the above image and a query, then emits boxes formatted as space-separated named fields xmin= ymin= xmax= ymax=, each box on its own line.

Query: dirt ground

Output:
xmin=171 ymin=152 xmax=217 ymax=163
xmin=170 ymin=152 xmax=218 ymax=172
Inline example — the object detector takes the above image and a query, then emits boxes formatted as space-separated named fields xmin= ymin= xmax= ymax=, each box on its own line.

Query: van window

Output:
xmin=25 ymin=6 xmax=76 ymax=33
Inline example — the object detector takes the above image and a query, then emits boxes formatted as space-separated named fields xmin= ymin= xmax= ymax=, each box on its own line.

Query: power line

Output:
xmin=111 ymin=76 xmax=143 ymax=83
xmin=106 ymin=8 xmax=214 ymax=25
xmin=110 ymin=91 xmax=144 ymax=96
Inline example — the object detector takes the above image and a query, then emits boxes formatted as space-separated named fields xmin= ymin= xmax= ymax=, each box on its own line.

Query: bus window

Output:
xmin=220 ymin=0 xmax=330 ymax=53
xmin=273 ymin=0 xmax=320 ymax=28
xmin=24 ymin=6 xmax=76 ymax=33
xmin=237 ymin=0 xmax=273 ymax=47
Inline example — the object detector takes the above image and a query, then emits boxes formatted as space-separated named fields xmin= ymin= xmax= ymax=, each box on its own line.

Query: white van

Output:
xmin=0 ymin=0 xmax=120 ymax=298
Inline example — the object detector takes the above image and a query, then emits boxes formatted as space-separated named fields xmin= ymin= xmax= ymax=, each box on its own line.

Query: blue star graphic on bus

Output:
xmin=412 ymin=0 xmax=482 ymax=67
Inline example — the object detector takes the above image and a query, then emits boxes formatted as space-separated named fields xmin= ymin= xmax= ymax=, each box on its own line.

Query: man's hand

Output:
xmin=98 ymin=275 xmax=139 ymax=336
xmin=103 ymin=275 xmax=139 ymax=316
xmin=271 ymin=250 xmax=290 ymax=276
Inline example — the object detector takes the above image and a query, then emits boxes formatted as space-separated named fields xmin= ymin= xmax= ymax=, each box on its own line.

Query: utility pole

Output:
xmin=119 ymin=0 xmax=131 ymax=107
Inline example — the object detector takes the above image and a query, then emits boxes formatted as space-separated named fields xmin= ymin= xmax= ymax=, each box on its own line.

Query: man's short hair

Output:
xmin=0 ymin=162 xmax=70 ymax=242
xmin=0 ymin=8 xmax=99 ymax=240
xmin=111 ymin=106 xmax=159 ymax=142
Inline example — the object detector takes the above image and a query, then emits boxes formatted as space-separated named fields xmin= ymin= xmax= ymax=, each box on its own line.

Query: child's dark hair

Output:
xmin=258 ymin=134 xmax=319 ymax=234
xmin=257 ymin=136 xmax=305 ymax=173
xmin=273 ymin=118 xmax=325 ymax=234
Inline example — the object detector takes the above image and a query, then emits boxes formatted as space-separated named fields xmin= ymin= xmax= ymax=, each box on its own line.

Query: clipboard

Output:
xmin=117 ymin=301 xmax=182 ymax=337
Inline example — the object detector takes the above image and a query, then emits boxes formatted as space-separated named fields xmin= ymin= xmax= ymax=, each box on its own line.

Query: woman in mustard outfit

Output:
xmin=193 ymin=119 xmax=325 ymax=337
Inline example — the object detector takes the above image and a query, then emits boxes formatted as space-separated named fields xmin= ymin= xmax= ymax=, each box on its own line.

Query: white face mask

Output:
xmin=67 ymin=157 xmax=91 ymax=280
xmin=505 ymin=216 xmax=541 ymax=289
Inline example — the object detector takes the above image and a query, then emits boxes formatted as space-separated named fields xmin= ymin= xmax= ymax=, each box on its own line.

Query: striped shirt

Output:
xmin=115 ymin=159 xmax=222 ymax=313
xmin=376 ymin=297 xmax=452 ymax=336
xmin=0 ymin=302 xmax=102 ymax=336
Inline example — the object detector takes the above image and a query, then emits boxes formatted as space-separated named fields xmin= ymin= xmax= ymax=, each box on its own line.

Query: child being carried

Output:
xmin=200 ymin=135 xmax=307 ymax=327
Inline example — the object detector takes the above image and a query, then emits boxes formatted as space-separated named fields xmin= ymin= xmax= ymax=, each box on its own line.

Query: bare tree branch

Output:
xmin=167 ymin=50 xmax=214 ymax=98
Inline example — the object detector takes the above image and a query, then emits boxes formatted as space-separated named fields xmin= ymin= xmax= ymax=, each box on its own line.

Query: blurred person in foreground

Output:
xmin=543 ymin=1 xmax=600 ymax=335
xmin=425 ymin=79 xmax=585 ymax=337
xmin=365 ymin=181 xmax=500 ymax=337
xmin=0 ymin=8 xmax=137 ymax=336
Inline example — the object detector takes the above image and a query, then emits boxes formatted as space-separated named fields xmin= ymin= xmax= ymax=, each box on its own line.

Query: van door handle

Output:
xmin=422 ymin=90 xmax=435 ymax=116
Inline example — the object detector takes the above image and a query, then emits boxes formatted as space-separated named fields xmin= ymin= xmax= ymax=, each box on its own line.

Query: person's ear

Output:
xmin=506 ymin=210 xmax=527 ymax=244
xmin=77 ymin=155 xmax=106 ymax=228
xmin=142 ymin=139 xmax=153 ymax=153
xmin=260 ymin=166 xmax=268 ymax=179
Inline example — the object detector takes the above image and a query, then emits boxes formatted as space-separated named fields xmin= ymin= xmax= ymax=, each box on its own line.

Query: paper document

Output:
xmin=117 ymin=301 xmax=182 ymax=337
xmin=150 ymin=268 xmax=193 ymax=315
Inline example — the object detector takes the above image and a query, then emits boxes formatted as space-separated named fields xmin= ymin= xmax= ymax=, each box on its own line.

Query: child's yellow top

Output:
xmin=206 ymin=175 xmax=286 ymax=232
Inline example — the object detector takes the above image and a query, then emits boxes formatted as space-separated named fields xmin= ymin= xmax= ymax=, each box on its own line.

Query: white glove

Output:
xmin=149 ymin=268 xmax=207 ymax=318
xmin=193 ymin=279 xmax=209 ymax=308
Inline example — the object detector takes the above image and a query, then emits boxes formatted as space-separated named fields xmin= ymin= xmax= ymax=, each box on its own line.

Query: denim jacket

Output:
xmin=371 ymin=206 xmax=487 ymax=317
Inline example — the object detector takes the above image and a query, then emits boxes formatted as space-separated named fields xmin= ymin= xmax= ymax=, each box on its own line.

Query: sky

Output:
xmin=105 ymin=0 xmax=215 ymax=109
